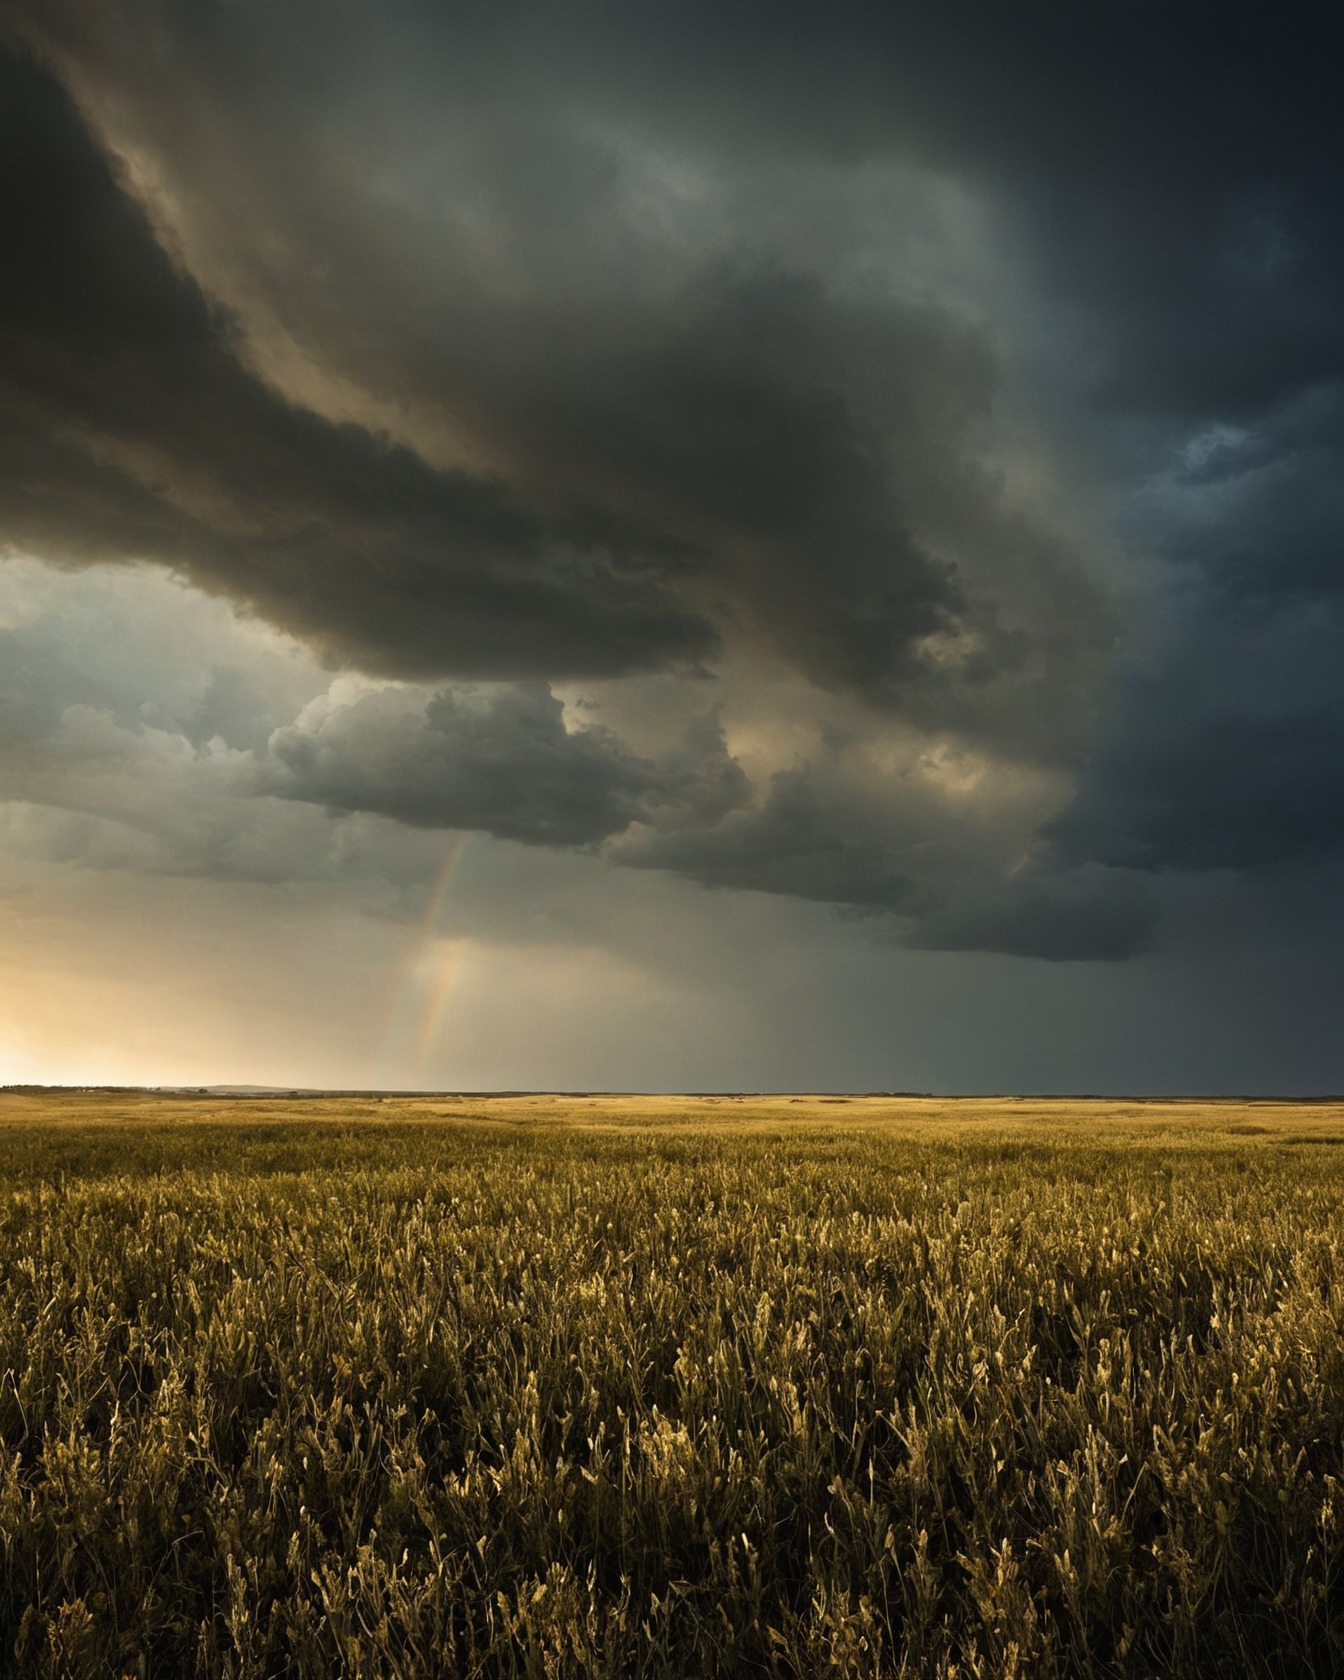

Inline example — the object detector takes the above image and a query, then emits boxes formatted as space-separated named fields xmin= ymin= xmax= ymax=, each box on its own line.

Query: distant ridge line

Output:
xmin=4 ymin=1086 xmax=1344 ymax=1103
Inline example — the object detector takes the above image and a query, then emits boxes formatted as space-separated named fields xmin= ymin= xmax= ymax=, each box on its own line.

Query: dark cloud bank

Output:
xmin=1 ymin=2 xmax=1341 ymax=969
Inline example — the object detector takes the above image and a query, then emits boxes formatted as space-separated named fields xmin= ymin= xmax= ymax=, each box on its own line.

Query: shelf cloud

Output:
xmin=1 ymin=1 xmax=1340 ymax=1085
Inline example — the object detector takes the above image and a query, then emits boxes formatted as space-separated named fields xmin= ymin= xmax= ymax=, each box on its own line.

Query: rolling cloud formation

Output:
xmin=1 ymin=1 xmax=1341 ymax=975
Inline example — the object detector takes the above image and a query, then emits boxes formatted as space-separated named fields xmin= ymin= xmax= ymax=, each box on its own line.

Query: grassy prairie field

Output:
xmin=2 ymin=1091 xmax=1344 ymax=1677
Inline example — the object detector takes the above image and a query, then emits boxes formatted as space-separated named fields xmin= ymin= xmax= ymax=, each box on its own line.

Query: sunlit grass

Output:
xmin=2 ymin=1091 xmax=1342 ymax=1676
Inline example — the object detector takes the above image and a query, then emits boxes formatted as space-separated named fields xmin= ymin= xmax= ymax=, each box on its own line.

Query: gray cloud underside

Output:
xmin=268 ymin=685 xmax=749 ymax=849
xmin=0 ymin=37 xmax=1104 ymax=737
xmin=0 ymin=50 xmax=714 ymax=682
xmin=0 ymin=559 xmax=1141 ymax=963
xmin=2 ymin=3 xmax=1342 ymax=963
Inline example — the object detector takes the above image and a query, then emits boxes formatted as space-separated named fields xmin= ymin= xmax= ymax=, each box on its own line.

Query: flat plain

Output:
xmin=2 ymin=1090 xmax=1344 ymax=1677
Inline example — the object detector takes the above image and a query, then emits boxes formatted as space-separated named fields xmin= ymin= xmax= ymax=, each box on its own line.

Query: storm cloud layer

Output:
xmin=1 ymin=0 xmax=1342 ymax=1018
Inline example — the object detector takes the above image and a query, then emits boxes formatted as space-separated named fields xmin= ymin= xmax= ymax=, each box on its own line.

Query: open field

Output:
xmin=2 ymin=1092 xmax=1344 ymax=1677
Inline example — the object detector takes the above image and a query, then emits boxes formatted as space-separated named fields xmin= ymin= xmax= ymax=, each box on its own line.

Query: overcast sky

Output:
xmin=1 ymin=3 xmax=1341 ymax=1091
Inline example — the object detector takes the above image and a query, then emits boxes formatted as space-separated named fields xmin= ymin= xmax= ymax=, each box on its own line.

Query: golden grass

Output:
xmin=2 ymin=1091 xmax=1343 ymax=1677
xmin=6 ymin=1086 xmax=1344 ymax=1141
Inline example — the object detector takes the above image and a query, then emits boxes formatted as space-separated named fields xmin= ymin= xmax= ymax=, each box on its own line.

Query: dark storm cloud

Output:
xmin=300 ymin=0 xmax=1340 ymax=427
xmin=1159 ymin=389 xmax=1344 ymax=610
xmin=269 ymin=684 xmax=747 ymax=848
xmin=664 ymin=2 xmax=1344 ymax=425
xmin=616 ymin=769 xmax=923 ymax=914
xmin=0 ymin=47 xmax=713 ymax=681
xmin=3 ymin=0 xmax=1342 ymax=966
xmin=608 ymin=762 xmax=1160 ymax=960
xmin=1052 ymin=389 xmax=1344 ymax=883
xmin=1045 ymin=604 xmax=1344 ymax=877
xmin=904 ymin=865 xmax=1159 ymax=964
xmin=1052 ymin=707 xmax=1344 ymax=875
xmin=270 ymin=692 xmax=1139 ymax=962
xmin=0 ymin=36 xmax=1028 ymax=715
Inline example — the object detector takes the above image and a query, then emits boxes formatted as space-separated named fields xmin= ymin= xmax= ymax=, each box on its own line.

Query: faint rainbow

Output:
xmin=411 ymin=934 xmax=471 ymax=1085
xmin=374 ymin=832 xmax=472 ymax=1086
